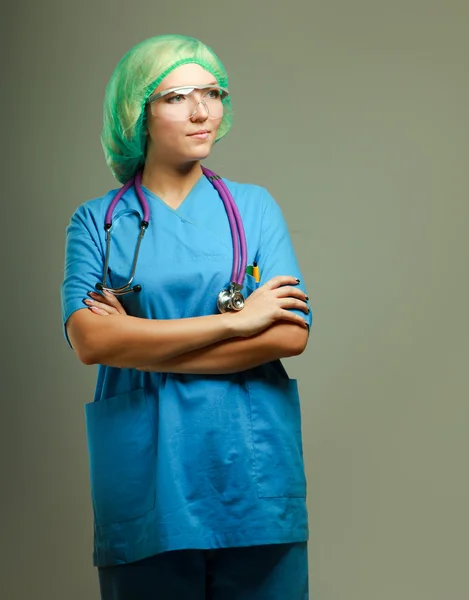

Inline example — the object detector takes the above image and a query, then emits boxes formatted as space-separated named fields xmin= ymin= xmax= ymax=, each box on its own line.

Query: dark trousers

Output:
xmin=98 ymin=542 xmax=308 ymax=600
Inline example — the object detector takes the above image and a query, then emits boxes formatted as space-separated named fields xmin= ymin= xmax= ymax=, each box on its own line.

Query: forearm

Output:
xmin=138 ymin=323 xmax=308 ymax=375
xmin=67 ymin=309 xmax=239 ymax=368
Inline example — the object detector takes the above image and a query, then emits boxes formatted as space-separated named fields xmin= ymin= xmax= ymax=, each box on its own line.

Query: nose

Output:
xmin=190 ymin=100 xmax=210 ymax=122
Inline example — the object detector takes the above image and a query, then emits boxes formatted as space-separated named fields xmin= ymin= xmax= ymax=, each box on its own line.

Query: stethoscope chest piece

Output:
xmin=217 ymin=283 xmax=245 ymax=313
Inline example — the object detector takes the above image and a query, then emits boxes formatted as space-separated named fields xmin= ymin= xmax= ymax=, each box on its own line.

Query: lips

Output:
xmin=188 ymin=130 xmax=210 ymax=136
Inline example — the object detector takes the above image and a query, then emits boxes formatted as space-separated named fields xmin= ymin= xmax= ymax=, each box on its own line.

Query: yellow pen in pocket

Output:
xmin=252 ymin=262 xmax=260 ymax=283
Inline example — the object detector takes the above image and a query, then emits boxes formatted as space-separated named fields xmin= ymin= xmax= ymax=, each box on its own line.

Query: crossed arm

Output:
xmin=136 ymin=322 xmax=308 ymax=374
xmin=67 ymin=308 xmax=308 ymax=374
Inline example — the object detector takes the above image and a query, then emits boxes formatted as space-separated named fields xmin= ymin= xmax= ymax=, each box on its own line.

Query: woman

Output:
xmin=61 ymin=34 xmax=312 ymax=600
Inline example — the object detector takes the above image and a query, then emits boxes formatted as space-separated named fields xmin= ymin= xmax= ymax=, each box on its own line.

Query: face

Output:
xmin=145 ymin=63 xmax=224 ymax=168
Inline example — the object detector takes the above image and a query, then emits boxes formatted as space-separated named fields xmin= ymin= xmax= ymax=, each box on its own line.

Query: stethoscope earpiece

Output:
xmin=94 ymin=282 xmax=142 ymax=295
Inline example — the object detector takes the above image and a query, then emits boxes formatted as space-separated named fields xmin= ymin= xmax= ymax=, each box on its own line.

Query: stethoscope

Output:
xmin=96 ymin=166 xmax=248 ymax=313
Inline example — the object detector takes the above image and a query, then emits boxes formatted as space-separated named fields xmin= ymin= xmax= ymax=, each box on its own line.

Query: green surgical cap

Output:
xmin=101 ymin=34 xmax=232 ymax=184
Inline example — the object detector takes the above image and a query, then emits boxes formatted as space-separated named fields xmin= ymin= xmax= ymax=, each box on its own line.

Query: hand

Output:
xmin=229 ymin=275 xmax=310 ymax=338
xmin=83 ymin=290 xmax=127 ymax=316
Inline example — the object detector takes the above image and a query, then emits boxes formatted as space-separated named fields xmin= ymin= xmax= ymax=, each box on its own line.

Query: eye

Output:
xmin=166 ymin=94 xmax=186 ymax=104
xmin=206 ymin=89 xmax=222 ymax=99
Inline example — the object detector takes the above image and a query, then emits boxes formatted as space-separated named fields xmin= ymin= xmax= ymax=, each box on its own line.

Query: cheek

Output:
xmin=212 ymin=118 xmax=222 ymax=136
xmin=148 ymin=121 xmax=183 ymax=146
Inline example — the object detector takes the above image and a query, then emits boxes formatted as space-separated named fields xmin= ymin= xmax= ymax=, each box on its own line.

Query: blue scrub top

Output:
xmin=61 ymin=173 xmax=313 ymax=567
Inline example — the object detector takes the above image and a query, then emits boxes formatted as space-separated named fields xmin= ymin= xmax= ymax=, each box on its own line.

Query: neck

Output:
xmin=141 ymin=161 xmax=204 ymax=208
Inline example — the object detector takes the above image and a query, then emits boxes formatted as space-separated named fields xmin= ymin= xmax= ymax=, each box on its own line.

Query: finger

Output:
xmin=263 ymin=275 xmax=301 ymax=291
xmin=278 ymin=297 xmax=310 ymax=314
xmin=88 ymin=305 xmax=110 ymax=316
xmin=84 ymin=298 xmax=118 ymax=314
xmin=274 ymin=285 xmax=309 ymax=301
xmin=89 ymin=291 xmax=118 ymax=304
xmin=103 ymin=291 xmax=127 ymax=315
xmin=88 ymin=291 xmax=113 ymax=304
xmin=89 ymin=291 xmax=125 ymax=311
xmin=102 ymin=290 xmax=120 ymax=302
xmin=90 ymin=291 xmax=126 ymax=315
xmin=277 ymin=310 xmax=310 ymax=328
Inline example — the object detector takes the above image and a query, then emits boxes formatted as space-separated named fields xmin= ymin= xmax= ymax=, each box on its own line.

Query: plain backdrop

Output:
xmin=2 ymin=1 xmax=468 ymax=598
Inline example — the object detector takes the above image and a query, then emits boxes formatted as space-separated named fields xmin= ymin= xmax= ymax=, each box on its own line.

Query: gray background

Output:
xmin=2 ymin=0 xmax=468 ymax=598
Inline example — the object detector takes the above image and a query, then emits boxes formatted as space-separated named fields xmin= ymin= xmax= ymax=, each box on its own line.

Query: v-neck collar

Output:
xmin=141 ymin=173 xmax=208 ymax=218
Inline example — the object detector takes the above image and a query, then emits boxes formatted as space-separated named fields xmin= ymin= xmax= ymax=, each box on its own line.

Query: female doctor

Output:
xmin=61 ymin=34 xmax=312 ymax=600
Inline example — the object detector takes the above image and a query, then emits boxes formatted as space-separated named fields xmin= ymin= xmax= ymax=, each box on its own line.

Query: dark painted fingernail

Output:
xmin=305 ymin=295 xmax=309 ymax=301
xmin=296 ymin=278 xmax=300 ymax=283
xmin=82 ymin=298 xmax=92 ymax=305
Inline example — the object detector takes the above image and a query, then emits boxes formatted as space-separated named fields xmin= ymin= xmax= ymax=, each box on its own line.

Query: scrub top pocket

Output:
xmin=248 ymin=377 xmax=307 ymax=498
xmin=243 ymin=273 xmax=260 ymax=298
xmin=84 ymin=388 xmax=156 ymax=527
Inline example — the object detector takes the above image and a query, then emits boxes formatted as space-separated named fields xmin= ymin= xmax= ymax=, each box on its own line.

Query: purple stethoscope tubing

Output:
xmin=201 ymin=166 xmax=247 ymax=286
xmin=100 ymin=167 xmax=248 ymax=296
xmin=105 ymin=170 xmax=150 ymax=225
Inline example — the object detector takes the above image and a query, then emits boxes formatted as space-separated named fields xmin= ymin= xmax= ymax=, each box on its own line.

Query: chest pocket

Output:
xmin=242 ymin=273 xmax=260 ymax=298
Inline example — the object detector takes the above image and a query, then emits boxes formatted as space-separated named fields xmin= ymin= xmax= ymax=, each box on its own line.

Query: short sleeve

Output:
xmin=61 ymin=211 xmax=104 ymax=348
xmin=256 ymin=189 xmax=312 ymax=330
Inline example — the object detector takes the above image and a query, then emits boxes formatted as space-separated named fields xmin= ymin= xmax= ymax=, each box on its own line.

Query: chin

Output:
xmin=188 ymin=145 xmax=214 ymax=161
xmin=197 ymin=149 xmax=212 ymax=161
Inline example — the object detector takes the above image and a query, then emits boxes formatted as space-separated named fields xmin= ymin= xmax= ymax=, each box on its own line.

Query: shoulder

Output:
xmin=67 ymin=188 xmax=120 ymax=231
xmin=220 ymin=176 xmax=277 ymax=213
xmin=221 ymin=176 xmax=267 ymax=199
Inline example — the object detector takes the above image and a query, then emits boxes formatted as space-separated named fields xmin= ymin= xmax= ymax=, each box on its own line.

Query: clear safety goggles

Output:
xmin=146 ymin=84 xmax=230 ymax=120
